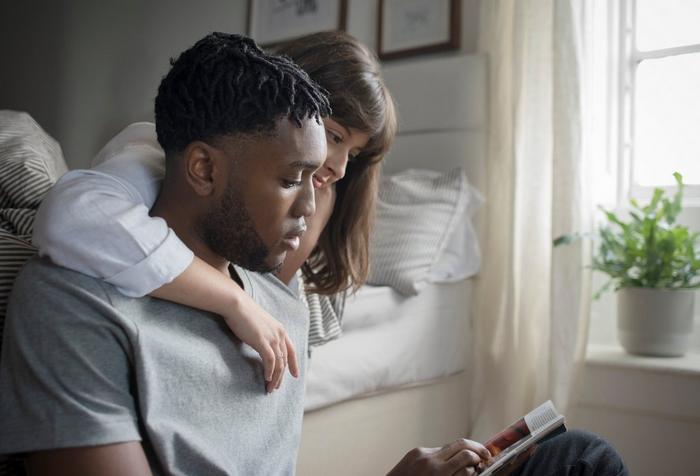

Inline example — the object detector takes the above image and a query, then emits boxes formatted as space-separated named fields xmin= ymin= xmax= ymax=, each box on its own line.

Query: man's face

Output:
xmin=199 ymin=117 xmax=326 ymax=272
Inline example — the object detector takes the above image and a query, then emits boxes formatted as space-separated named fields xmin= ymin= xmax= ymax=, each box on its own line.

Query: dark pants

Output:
xmin=512 ymin=430 xmax=629 ymax=476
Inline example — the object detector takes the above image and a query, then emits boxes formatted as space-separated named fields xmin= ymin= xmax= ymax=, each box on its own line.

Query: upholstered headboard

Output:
xmin=381 ymin=54 xmax=487 ymax=194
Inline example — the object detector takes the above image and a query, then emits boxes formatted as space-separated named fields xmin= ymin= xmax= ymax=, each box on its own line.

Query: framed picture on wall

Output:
xmin=378 ymin=0 xmax=461 ymax=61
xmin=247 ymin=0 xmax=348 ymax=47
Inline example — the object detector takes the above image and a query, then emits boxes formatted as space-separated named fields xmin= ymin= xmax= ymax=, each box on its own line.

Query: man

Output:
xmin=0 ymin=33 xmax=329 ymax=475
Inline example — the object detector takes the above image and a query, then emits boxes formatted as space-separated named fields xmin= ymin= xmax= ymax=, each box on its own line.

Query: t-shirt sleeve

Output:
xmin=0 ymin=259 xmax=143 ymax=454
xmin=32 ymin=160 xmax=194 ymax=298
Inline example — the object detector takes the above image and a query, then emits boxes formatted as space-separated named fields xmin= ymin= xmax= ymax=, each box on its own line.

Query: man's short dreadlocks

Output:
xmin=154 ymin=32 xmax=331 ymax=155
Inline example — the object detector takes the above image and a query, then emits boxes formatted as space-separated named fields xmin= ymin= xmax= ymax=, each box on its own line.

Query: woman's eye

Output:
xmin=326 ymin=129 xmax=343 ymax=144
xmin=282 ymin=179 xmax=302 ymax=189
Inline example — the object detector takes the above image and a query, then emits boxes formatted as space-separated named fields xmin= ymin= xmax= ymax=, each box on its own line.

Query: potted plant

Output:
xmin=556 ymin=172 xmax=700 ymax=357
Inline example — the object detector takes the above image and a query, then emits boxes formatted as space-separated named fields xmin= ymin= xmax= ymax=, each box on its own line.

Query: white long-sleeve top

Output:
xmin=33 ymin=122 xmax=344 ymax=347
xmin=32 ymin=122 xmax=194 ymax=297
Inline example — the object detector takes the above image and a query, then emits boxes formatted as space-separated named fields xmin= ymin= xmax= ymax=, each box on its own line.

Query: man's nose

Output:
xmin=293 ymin=180 xmax=316 ymax=218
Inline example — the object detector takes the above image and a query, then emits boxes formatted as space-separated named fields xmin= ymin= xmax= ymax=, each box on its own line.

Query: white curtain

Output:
xmin=468 ymin=0 xmax=593 ymax=440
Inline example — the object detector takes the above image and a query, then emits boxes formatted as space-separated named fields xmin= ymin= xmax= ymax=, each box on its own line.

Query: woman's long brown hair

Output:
xmin=275 ymin=31 xmax=397 ymax=295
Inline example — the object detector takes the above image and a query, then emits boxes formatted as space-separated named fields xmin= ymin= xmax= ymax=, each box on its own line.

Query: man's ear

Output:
xmin=182 ymin=141 xmax=220 ymax=197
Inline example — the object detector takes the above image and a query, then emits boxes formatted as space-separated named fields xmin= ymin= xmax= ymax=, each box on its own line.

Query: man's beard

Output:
xmin=199 ymin=182 xmax=279 ymax=273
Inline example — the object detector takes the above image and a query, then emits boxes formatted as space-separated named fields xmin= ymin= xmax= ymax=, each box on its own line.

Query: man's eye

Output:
xmin=282 ymin=179 xmax=302 ymax=189
xmin=348 ymin=153 xmax=359 ymax=163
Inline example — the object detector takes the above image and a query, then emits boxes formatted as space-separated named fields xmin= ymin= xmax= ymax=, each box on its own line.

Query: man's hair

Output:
xmin=155 ymin=32 xmax=331 ymax=155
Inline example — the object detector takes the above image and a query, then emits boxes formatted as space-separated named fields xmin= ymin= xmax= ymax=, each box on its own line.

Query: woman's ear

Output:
xmin=182 ymin=141 xmax=219 ymax=196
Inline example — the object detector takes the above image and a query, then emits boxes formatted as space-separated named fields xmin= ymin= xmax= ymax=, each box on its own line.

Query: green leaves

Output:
xmin=589 ymin=173 xmax=700 ymax=293
xmin=553 ymin=173 xmax=700 ymax=298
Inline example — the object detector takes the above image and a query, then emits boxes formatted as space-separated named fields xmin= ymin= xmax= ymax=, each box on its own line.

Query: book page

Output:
xmin=523 ymin=401 xmax=560 ymax=434
xmin=480 ymin=401 xmax=563 ymax=475
xmin=483 ymin=416 xmax=531 ymax=459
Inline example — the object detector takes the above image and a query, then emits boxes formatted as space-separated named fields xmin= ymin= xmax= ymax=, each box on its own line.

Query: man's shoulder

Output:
xmin=11 ymin=256 xmax=117 ymax=318
xmin=16 ymin=256 xmax=110 ymax=296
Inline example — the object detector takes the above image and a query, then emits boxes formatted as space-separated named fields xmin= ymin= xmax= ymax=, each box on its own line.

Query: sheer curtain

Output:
xmin=468 ymin=0 xmax=594 ymax=440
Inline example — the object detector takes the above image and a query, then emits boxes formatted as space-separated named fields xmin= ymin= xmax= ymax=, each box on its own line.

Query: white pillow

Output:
xmin=429 ymin=179 xmax=483 ymax=283
xmin=367 ymin=168 xmax=483 ymax=295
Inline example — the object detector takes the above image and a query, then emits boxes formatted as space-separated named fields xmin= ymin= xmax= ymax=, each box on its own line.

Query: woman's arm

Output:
xmin=33 ymin=124 xmax=297 ymax=391
xmin=33 ymin=169 xmax=194 ymax=296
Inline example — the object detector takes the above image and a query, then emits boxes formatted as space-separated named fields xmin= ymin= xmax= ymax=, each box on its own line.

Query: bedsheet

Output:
xmin=304 ymin=279 xmax=472 ymax=411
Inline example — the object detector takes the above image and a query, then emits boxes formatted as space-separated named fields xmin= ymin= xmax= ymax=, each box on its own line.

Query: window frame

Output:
xmin=617 ymin=0 xmax=700 ymax=205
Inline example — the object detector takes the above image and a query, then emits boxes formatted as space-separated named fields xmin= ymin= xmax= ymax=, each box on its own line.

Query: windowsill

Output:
xmin=586 ymin=343 xmax=700 ymax=377
xmin=580 ymin=343 xmax=700 ymax=422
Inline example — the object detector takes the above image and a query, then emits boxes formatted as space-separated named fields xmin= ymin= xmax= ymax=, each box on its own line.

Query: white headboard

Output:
xmin=381 ymin=54 xmax=487 ymax=194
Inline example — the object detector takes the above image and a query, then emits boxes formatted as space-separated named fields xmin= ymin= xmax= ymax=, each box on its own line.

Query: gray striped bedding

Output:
xmin=0 ymin=110 xmax=66 ymax=476
xmin=0 ymin=110 xmax=67 ymax=354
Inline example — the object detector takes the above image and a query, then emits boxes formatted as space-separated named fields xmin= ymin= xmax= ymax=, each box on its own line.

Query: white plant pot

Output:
xmin=617 ymin=287 xmax=695 ymax=357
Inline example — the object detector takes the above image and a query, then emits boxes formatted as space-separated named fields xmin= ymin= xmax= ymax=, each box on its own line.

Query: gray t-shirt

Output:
xmin=0 ymin=257 xmax=309 ymax=476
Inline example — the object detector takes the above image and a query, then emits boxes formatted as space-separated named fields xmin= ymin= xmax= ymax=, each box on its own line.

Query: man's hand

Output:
xmin=387 ymin=439 xmax=492 ymax=476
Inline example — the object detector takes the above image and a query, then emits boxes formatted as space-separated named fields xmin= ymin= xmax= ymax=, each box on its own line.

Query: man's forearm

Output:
xmin=25 ymin=441 xmax=152 ymax=476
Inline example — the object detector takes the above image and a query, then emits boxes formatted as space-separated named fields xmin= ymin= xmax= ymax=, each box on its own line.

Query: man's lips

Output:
xmin=282 ymin=236 xmax=300 ymax=251
xmin=281 ymin=227 xmax=306 ymax=251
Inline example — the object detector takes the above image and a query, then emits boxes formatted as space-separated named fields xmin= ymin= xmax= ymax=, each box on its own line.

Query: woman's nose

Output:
xmin=325 ymin=151 xmax=348 ymax=182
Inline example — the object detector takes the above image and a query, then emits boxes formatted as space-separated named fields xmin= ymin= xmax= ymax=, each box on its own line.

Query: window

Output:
xmin=620 ymin=0 xmax=700 ymax=201
xmin=586 ymin=0 xmax=700 ymax=353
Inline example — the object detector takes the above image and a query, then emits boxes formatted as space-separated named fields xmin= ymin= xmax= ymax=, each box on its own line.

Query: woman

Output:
xmin=30 ymin=32 xmax=629 ymax=476
xmin=33 ymin=31 xmax=397 ymax=394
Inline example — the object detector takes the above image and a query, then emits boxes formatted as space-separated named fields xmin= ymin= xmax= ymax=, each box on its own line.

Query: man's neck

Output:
xmin=150 ymin=192 xmax=230 ymax=276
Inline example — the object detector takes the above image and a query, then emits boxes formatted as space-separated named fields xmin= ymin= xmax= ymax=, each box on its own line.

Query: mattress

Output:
xmin=304 ymin=279 xmax=472 ymax=411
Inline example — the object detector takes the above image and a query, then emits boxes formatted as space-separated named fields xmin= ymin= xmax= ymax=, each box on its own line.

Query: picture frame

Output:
xmin=378 ymin=0 xmax=461 ymax=61
xmin=247 ymin=0 xmax=348 ymax=48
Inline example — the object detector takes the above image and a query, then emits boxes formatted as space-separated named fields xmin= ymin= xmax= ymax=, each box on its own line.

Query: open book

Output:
xmin=479 ymin=400 xmax=566 ymax=476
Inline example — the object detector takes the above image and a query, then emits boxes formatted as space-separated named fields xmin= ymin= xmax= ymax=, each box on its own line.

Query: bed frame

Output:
xmin=296 ymin=53 xmax=488 ymax=475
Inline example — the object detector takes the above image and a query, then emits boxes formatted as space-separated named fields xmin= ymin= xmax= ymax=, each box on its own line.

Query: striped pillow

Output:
xmin=0 ymin=111 xmax=68 ymax=235
xmin=0 ymin=109 xmax=67 ymax=351
xmin=0 ymin=231 xmax=36 ymax=353
xmin=0 ymin=111 xmax=66 ymax=476
xmin=367 ymin=168 xmax=481 ymax=295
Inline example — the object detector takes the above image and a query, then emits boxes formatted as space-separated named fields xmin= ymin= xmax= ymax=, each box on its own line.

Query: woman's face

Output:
xmin=313 ymin=117 xmax=370 ymax=189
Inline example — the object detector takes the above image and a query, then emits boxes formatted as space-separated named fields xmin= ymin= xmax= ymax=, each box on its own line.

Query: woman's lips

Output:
xmin=312 ymin=175 xmax=325 ymax=189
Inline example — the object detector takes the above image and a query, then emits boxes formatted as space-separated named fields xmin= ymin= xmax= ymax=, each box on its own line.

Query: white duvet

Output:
xmin=304 ymin=279 xmax=472 ymax=411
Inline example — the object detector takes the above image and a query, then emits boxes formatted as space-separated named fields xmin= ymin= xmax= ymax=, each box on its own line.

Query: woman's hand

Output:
xmin=387 ymin=439 xmax=492 ymax=476
xmin=223 ymin=292 xmax=299 ymax=394
xmin=151 ymin=256 xmax=299 ymax=394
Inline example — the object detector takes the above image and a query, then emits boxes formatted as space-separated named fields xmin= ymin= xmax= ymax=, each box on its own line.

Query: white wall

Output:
xmin=1 ymin=0 xmax=479 ymax=170
xmin=1 ymin=0 xmax=249 ymax=169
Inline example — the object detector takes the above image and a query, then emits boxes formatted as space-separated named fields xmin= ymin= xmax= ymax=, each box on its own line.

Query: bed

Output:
xmin=0 ymin=52 xmax=487 ymax=476
xmin=297 ymin=53 xmax=488 ymax=475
